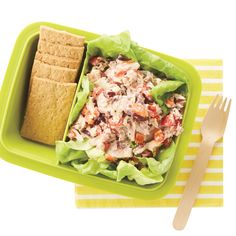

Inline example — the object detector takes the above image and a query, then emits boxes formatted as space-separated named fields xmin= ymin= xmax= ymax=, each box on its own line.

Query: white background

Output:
xmin=0 ymin=0 xmax=235 ymax=235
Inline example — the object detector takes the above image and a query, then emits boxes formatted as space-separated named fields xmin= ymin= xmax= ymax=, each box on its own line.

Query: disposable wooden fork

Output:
xmin=173 ymin=95 xmax=231 ymax=230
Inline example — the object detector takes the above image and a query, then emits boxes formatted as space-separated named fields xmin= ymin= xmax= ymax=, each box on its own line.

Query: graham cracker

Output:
xmin=38 ymin=39 xmax=84 ymax=60
xmin=40 ymin=26 xmax=85 ymax=47
xmin=35 ymin=51 xmax=82 ymax=69
xmin=31 ymin=60 xmax=78 ymax=83
xmin=21 ymin=77 xmax=76 ymax=145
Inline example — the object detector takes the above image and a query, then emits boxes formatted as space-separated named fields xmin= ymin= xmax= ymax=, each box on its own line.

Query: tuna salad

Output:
xmin=69 ymin=55 xmax=185 ymax=159
xmin=56 ymin=31 xmax=188 ymax=186
xmin=56 ymin=53 xmax=186 ymax=185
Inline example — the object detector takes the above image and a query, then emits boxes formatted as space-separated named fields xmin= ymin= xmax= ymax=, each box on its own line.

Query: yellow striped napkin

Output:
xmin=75 ymin=59 xmax=223 ymax=208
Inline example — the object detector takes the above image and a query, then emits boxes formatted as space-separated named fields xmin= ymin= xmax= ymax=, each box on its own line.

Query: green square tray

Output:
xmin=0 ymin=22 xmax=201 ymax=199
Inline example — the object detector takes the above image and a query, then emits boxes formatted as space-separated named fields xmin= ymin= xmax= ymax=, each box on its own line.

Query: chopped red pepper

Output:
xmin=135 ymin=132 xmax=145 ymax=145
xmin=131 ymin=103 xmax=149 ymax=118
xmin=104 ymin=142 xmax=110 ymax=152
xmin=81 ymin=106 xmax=89 ymax=116
xmin=105 ymin=154 xmax=116 ymax=162
xmin=116 ymin=70 xmax=126 ymax=77
xmin=154 ymin=129 xmax=164 ymax=143
xmin=161 ymin=113 xmax=175 ymax=127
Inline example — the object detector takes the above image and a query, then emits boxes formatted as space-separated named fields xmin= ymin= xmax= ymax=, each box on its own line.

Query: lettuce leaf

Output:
xmin=86 ymin=32 xmax=188 ymax=82
xmin=151 ymin=80 xmax=184 ymax=106
xmin=57 ymin=141 xmax=175 ymax=185
xmin=69 ymin=76 xmax=91 ymax=125
xmin=63 ymin=139 xmax=93 ymax=150
xmin=85 ymin=147 xmax=105 ymax=161
xmin=55 ymin=140 xmax=88 ymax=164
xmin=87 ymin=31 xmax=137 ymax=60
xmin=56 ymin=139 xmax=106 ymax=164
xmin=130 ymin=42 xmax=188 ymax=82
xmin=151 ymin=81 xmax=184 ymax=98
xmin=117 ymin=160 xmax=163 ymax=185
xmin=72 ymin=159 xmax=105 ymax=175
xmin=146 ymin=142 xmax=176 ymax=175
xmin=158 ymin=141 xmax=176 ymax=161
xmin=138 ymin=142 xmax=176 ymax=175
xmin=71 ymin=159 xmax=117 ymax=179
xmin=70 ymin=32 xmax=187 ymax=127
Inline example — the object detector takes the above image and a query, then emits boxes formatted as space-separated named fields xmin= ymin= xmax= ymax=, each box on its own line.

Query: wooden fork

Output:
xmin=173 ymin=95 xmax=231 ymax=230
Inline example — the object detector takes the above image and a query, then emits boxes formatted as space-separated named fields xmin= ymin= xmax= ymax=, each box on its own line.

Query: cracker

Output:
xmin=38 ymin=39 xmax=84 ymax=60
xmin=35 ymin=51 xmax=82 ymax=69
xmin=40 ymin=26 xmax=85 ymax=47
xmin=31 ymin=60 xmax=78 ymax=83
xmin=21 ymin=77 xmax=76 ymax=145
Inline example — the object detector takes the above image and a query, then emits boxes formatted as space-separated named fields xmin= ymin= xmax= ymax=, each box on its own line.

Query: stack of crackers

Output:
xmin=21 ymin=26 xmax=85 ymax=145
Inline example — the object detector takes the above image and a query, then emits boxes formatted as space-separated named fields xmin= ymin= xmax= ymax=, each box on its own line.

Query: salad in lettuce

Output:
xmin=56 ymin=32 xmax=187 ymax=186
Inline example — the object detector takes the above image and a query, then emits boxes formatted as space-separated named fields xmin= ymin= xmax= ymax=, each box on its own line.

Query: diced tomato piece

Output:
xmin=148 ymin=104 xmax=159 ymax=118
xmin=89 ymin=56 xmax=102 ymax=66
xmin=101 ymin=71 xmax=106 ymax=77
xmin=154 ymin=129 xmax=164 ymax=143
xmin=81 ymin=106 xmax=89 ymax=116
xmin=148 ymin=104 xmax=156 ymax=112
xmin=86 ymin=115 xmax=94 ymax=125
xmin=68 ymin=129 xmax=76 ymax=140
xmin=174 ymin=119 xmax=182 ymax=130
xmin=175 ymin=119 xmax=181 ymax=126
xmin=142 ymin=84 xmax=152 ymax=100
xmin=105 ymin=154 xmax=116 ymax=162
xmin=149 ymin=111 xmax=157 ymax=118
xmin=103 ymin=142 xmax=110 ymax=152
xmin=95 ymin=126 xmax=102 ymax=136
xmin=116 ymin=70 xmax=126 ymax=77
xmin=93 ymin=107 xmax=100 ymax=118
xmin=135 ymin=132 xmax=145 ymax=145
xmin=161 ymin=113 xmax=175 ymax=127
xmin=165 ymin=97 xmax=175 ymax=108
xmin=155 ymin=114 xmax=160 ymax=121
xmin=131 ymin=103 xmax=149 ymax=118
xmin=92 ymin=88 xmax=104 ymax=98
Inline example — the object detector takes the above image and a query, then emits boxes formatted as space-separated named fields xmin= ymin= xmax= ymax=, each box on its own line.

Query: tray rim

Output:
xmin=0 ymin=22 xmax=202 ymax=199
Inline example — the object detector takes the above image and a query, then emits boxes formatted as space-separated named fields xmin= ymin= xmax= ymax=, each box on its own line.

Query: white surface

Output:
xmin=0 ymin=0 xmax=235 ymax=235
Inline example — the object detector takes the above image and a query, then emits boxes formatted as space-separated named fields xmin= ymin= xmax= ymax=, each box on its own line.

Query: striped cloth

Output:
xmin=75 ymin=59 xmax=223 ymax=208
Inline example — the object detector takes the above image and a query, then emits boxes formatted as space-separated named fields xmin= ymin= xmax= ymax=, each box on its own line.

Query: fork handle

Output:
xmin=173 ymin=138 xmax=214 ymax=230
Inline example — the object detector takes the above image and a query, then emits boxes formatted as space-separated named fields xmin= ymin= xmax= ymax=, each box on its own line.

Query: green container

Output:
xmin=0 ymin=22 xmax=201 ymax=199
